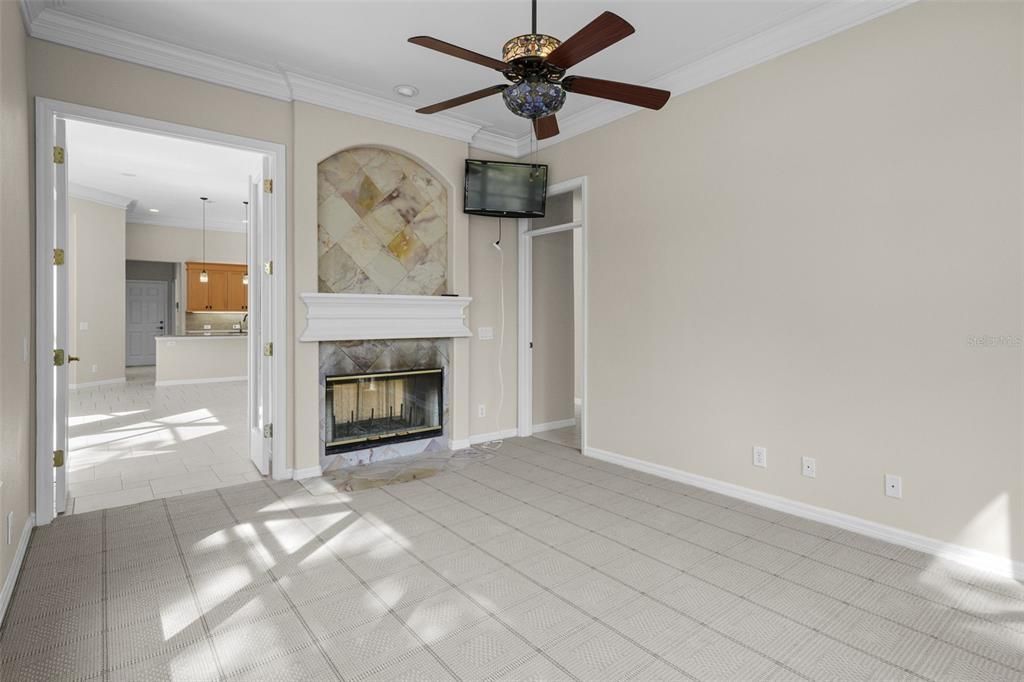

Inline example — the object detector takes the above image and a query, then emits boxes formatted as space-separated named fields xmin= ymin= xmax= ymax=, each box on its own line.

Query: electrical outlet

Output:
xmin=91 ymin=364 xmax=98 ymax=374
xmin=802 ymin=457 xmax=817 ymax=478
xmin=478 ymin=327 xmax=494 ymax=340
xmin=477 ymin=404 xmax=486 ymax=418
xmin=752 ymin=446 xmax=767 ymax=468
xmin=79 ymin=321 xmax=89 ymax=331
xmin=885 ymin=474 xmax=902 ymax=498
xmin=203 ymin=324 xmax=212 ymax=330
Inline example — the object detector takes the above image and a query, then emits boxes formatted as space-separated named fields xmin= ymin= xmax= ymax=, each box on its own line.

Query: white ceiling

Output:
xmin=67 ymin=120 xmax=262 ymax=232
xmin=23 ymin=1 xmax=913 ymax=155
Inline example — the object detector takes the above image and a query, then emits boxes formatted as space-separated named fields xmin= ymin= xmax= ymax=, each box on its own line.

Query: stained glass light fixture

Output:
xmin=199 ymin=197 xmax=209 ymax=283
xmin=502 ymin=77 xmax=566 ymax=119
xmin=502 ymin=34 xmax=560 ymax=62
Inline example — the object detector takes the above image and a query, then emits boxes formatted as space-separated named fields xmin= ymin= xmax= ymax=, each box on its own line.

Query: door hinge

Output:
xmin=263 ymin=342 xmax=273 ymax=357
xmin=263 ymin=260 xmax=273 ymax=275
xmin=263 ymin=423 xmax=273 ymax=439
xmin=53 ymin=349 xmax=65 ymax=366
xmin=53 ymin=449 xmax=65 ymax=468
xmin=263 ymin=179 xmax=273 ymax=194
xmin=53 ymin=248 xmax=65 ymax=265
xmin=53 ymin=146 xmax=65 ymax=164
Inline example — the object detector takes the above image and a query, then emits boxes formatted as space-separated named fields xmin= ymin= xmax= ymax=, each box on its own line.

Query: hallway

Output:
xmin=68 ymin=367 xmax=260 ymax=513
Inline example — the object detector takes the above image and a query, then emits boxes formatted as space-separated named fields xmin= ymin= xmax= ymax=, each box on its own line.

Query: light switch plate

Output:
xmin=79 ymin=322 xmax=88 ymax=331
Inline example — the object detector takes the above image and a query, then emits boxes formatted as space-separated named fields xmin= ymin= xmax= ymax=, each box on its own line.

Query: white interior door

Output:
xmin=126 ymin=280 xmax=168 ymax=366
xmin=53 ymin=118 xmax=70 ymax=515
xmin=248 ymin=168 xmax=272 ymax=475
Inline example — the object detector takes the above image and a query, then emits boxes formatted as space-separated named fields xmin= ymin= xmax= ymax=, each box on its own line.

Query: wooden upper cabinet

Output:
xmin=227 ymin=270 xmax=248 ymax=311
xmin=186 ymin=262 xmax=247 ymax=312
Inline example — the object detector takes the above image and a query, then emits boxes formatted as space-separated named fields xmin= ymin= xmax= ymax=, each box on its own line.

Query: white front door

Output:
xmin=126 ymin=280 xmax=168 ymax=366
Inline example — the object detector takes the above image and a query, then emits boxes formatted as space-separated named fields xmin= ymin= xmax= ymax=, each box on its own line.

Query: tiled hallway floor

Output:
xmin=67 ymin=367 xmax=260 ymax=513
xmin=3 ymin=437 xmax=1022 ymax=680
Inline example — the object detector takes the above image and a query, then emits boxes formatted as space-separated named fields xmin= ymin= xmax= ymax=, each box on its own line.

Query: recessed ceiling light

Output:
xmin=148 ymin=208 xmax=160 ymax=213
xmin=394 ymin=84 xmax=419 ymax=98
xmin=121 ymin=172 xmax=136 ymax=177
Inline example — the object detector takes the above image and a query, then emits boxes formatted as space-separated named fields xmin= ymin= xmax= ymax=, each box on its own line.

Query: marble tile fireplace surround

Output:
xmin=312 ymin=146 xmax=470 ymax=471
xmin=302 ymin=292 xmax=471 ymax=470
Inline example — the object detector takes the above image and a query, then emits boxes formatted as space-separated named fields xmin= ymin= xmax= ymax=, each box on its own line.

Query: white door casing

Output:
xmin=517 ymin=177 xmax=588 ymax=452
xmin=125 ymin=280 xmax=168 ymax=366
xmin=35 ymin=98 xmax=291 ymax=525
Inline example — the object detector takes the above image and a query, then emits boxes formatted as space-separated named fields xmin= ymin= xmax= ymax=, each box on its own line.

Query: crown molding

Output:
xmin=27 ymin=6 xmax=293 ymax=101
xmin=284 ymin=72 xmax=483 ymax=144
xmin=515 ymin=0 xmax=917 ymax=155
xmin=25 ymin=1 xmax=916 ymax=159
xmin=469 ymin=129 xmax=529 ymax=159
xmin=68 ymin=182 xmax=134 ymax=209
xmin=127 ymin=215 xmax=244 ymax=233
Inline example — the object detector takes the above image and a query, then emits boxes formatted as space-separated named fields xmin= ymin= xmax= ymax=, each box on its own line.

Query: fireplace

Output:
xmin=325 ymin=368 xmax=443 ymax=454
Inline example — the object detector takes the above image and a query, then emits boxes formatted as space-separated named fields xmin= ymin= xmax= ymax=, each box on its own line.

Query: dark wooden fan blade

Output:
xmin=409 ymin=36 xmax=508 ymax=71
xmin=533 ymin=115 xmax=559 ymax=140
xmin=416 ymin=85 xmax=507 ymax=114
xmin=562 ymin=76 xmax=670 ymax=110
xmin=546 ymin=12 xmax=634 ymax=69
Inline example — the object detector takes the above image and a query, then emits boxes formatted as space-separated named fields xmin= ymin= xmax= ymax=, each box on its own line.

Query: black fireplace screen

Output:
xmin=325 ymin=368 xmax=443 ymax=453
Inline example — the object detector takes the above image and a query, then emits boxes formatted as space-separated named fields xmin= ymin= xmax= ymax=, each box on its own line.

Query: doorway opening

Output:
xmin=518 ymin=177 xmax=587 ymax=452
xmin=36 ymin=99 xmax=288 ymax=523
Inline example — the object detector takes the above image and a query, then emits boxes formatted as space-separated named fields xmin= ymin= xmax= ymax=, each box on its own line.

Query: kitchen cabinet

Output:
xmin=186 ymin=262 xmax=248 ymax=312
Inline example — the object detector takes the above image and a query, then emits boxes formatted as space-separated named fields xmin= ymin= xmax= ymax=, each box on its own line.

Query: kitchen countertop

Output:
xmin=156 ymin=333 xmax=248 ymax=339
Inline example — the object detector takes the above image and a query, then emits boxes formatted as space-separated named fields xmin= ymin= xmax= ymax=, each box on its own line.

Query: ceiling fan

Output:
xmin=408 ymin=0 xmax=671 ymax=140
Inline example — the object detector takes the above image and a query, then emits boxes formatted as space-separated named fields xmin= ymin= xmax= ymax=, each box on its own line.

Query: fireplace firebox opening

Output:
xmin=325 ymin=368 xmax=443 ymax=454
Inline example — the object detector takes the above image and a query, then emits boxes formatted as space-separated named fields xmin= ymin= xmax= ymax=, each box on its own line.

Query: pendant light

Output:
xmin=241 ymin=201 xmax=249 ymax=285
xmin=199 ymin=196 xmax=209 ymax=283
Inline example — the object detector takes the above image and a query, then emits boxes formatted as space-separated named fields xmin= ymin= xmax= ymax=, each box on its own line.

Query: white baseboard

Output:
xmin=449 ymin=438 xmax=471 ymax=451
xmin=292 ymin=465 xmax=323 ymax=480
xmin=584 ymin=446 xmax=1024 ymax=581
xmin=533 ymin=418 xmax=576 ymax=433
xmin=1 ymin=513 xmax=35 ymax=626
xmin=468 ymin=428 xmax=518 ymax=446
xmin=155 ymin=375 xmax=246 ymax=387
xmin=70 ymin=377 xmax=125 ymax=389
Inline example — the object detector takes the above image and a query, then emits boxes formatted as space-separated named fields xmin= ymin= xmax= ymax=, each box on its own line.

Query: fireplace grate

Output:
xmin=325 ymin=368 xmax=443 ymax=454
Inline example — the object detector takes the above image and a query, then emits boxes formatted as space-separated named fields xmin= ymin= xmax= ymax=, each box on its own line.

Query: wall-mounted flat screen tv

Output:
xmin=464 ymin=159 xmax=548 ymax=218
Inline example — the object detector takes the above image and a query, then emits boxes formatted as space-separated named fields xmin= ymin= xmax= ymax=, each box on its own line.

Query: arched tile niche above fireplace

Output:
xmin=316 ymin=147 xmax=453 ymax=468
xmin=318 ymin=147 xmax=448 ymax=296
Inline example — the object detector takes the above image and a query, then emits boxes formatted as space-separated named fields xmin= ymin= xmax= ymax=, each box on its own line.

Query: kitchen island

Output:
xmin=155 ymin=334 xmax=247 ymax=386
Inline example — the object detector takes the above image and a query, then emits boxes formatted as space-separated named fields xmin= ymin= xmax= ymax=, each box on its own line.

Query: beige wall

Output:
xmin=467 ymin=149 xmax=519 ymax=439
xmin=532 ymin=230 xmax=575 ymax=426
xmin=126 ymin=223 xmax=246 ymax=265
xmin=69 ymin=198 xmax=126 ymax=385
xmin=0 ymin=0 xmax=34 ymax=594
xmin=539 ymin=1 xmax=1024 ymax=563
xmin=292 ymin=101 xmax=471 ymax=469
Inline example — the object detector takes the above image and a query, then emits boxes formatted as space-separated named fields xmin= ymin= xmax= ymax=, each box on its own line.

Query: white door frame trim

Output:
xmin=34 ymin=98 xmax=291 ymax=524
xmin=517 ymin=176 xmax=588 ymax=452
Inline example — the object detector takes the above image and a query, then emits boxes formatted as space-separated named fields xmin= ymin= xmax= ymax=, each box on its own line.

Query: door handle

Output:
xmin=68 ymin=355 xmax=80 ymax=363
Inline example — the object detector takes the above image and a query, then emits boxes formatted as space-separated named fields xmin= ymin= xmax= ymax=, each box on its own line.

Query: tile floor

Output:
xmin=533 ymin=425 xmax=580 ymax=450
xmin=68 ymin=367 xmax=260 ymax=514
xmin=3 ymin=437 xmax=1023 ymax=680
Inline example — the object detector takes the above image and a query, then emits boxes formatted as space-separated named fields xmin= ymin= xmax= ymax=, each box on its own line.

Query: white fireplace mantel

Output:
xmin=300 ymin=293 xmax=472 ymax=342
